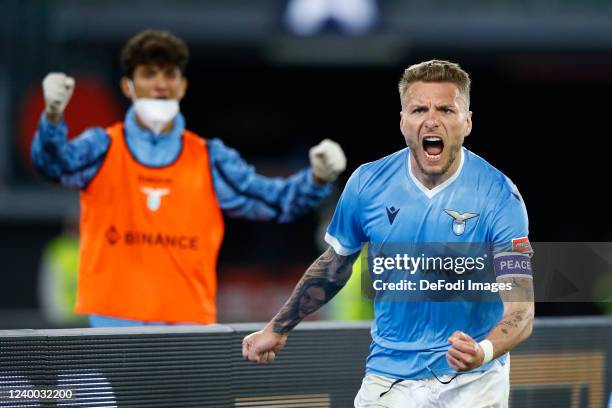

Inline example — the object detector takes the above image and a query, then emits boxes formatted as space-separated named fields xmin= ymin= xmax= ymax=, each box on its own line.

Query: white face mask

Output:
xmin=127 ymin=80 xmax=180 ymax=135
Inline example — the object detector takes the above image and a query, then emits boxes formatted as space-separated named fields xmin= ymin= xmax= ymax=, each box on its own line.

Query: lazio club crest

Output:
xmin=141 ymin=187 xmax=170 ymax=212
xmin=444 ymin=209 xmax=479 ymax=236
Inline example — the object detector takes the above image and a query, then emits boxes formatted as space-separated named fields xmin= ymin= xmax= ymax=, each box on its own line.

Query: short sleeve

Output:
xmin=490 ymin=180 xmax=532 ymax=256
xmin=325 ymin=168 xmax=367 ymax=256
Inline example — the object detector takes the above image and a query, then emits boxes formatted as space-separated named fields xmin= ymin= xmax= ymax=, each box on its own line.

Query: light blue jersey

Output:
xmin=325 ymin=147 xmax=530 ymax=380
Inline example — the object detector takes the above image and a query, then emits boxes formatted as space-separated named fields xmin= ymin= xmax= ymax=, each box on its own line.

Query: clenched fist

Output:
xmin=309 ymin=139 xmax=346 ymax=183
xmin=242 ymin=325 xmax=288 ymax=364
xmin=446 ymin=331 xmax=485 ymax=372
xmin=42 ymin=73 xmax=75 ymax=121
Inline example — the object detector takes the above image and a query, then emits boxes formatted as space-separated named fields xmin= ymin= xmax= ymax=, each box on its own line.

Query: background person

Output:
xmin=37 ymin=208 xmax=87 ymax=327
xmin=30 ymin=29 xmax=347 ymax=327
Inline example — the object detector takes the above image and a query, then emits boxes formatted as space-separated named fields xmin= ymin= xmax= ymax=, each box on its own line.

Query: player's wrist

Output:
xmin=311 ymin=170 xmax=327 ymax=185
xmin=478 ymin=339 xmax=494 ymax=365
xmin=45 ymin=111 xmax=62 ymax=124
xmin=265 ymin=322 xmax=289 ymax=337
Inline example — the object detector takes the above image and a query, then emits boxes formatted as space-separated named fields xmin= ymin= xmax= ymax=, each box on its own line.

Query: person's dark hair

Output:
xmin=120 ymin=30 xmax=189 ymax=78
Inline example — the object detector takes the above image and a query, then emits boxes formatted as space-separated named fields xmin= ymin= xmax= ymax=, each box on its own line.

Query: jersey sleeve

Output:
xmin=31 ymin=112 xmax=110 ymax=189
xmin=325 ymin=167 xmax=367 ymax=256
xmin=490 ymin=180 xmax=534 ymax=279
xmin=490 ymin=180 xmax=532 ymax=255
xmin=208 ymin=138 xmax=331 ymax=222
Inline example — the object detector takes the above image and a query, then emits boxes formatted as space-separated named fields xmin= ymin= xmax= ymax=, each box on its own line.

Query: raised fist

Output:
xmin=42 ymin=73 xmax=75 ymax=119
xmin=309 ymin=139 xmax=347 ymax=183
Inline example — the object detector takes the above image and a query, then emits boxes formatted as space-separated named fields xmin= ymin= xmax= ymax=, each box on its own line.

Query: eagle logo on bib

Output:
xmin=141 ymin=187 xmax=170 ymax=212
xmin=444 ymin=209 xmax=479 ymax=236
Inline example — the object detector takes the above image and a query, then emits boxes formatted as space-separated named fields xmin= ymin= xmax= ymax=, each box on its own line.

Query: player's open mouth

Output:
xmin=422 ymin=136 xmax=444 ymax=161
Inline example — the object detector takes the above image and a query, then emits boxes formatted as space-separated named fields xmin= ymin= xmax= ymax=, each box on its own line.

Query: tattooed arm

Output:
xmin=242 ymin=247 xmax=360 ymax=363
xmin=485 ymin=276 xmax=535 ymax=354
xmin=271 ymin=247 xmax=358 ymax=333
xmin=446 ymin=276 xmax=535 ymax=372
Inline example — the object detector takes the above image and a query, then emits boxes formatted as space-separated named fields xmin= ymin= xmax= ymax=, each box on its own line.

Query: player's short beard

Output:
xmin=407 ymin=139 xmax=462 ymax=177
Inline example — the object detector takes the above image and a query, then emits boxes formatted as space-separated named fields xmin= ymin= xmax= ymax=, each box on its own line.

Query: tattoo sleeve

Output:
xmin=487 ymin=276 xmax=535 ymax=357
xmin=271 ymin=247 xmax=360 ymax=334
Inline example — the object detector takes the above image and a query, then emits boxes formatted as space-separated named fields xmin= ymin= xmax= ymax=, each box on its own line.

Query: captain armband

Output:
xmin=493 ymin=252 xmax=533 ymax=278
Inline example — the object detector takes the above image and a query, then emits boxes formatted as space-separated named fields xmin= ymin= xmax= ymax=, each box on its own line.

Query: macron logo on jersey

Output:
xmin=386 ymin=206 xmax=400 ymax=225
xmin=141 ymin=187 xmax=170 ymax=212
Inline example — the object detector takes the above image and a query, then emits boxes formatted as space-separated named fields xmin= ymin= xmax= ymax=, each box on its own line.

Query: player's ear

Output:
xmin=177 ymin=77 xmax=188 ymax=101
xmin=399 ymin=110 xmax=408 ymax=137
xmin=464 ymin=110 xmax=473 ymax=137
xmin=120 ymin=77 xmax=132 ymax=100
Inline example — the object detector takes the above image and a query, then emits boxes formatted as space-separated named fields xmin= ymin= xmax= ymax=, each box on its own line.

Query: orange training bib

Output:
xmin=76 ymin=122 xmax=224 ymax=323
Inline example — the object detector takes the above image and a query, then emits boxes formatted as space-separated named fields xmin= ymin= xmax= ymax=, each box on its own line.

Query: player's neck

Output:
xmin=409 ymin=153 xmax=462 ymax=190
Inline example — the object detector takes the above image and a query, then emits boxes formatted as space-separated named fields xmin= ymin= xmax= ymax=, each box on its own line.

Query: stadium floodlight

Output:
xmin=284 ymin=0 xmax=378 ymax=36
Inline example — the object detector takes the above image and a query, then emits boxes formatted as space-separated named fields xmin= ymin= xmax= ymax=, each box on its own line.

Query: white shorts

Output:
xmin=354 ymin=358 xmax=510 ymax=408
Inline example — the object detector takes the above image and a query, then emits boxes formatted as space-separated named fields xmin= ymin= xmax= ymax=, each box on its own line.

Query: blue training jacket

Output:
xmin=31 ymin=108 xmax=331 ymax=222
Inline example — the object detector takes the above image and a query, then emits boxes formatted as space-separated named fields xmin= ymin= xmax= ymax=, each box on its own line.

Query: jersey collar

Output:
xmin=407 ymin=148 xmax=465 ymax=199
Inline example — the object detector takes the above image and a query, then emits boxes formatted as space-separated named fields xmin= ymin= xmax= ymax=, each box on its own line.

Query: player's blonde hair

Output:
xmin=398 ymin=60 xmax=471 ymax=107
